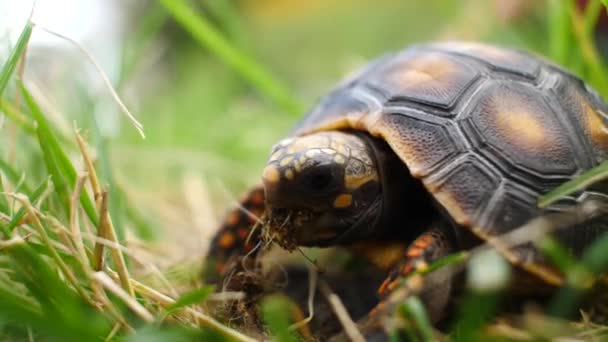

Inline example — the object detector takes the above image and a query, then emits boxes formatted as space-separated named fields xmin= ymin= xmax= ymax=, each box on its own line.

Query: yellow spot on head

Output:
xmin=284 ymin=169 xmax=294 ymax=180
xmin=278 ymin=138 xmax=293 ymax=147
xmin=262 ymin=166 xmax=280 ymax=183
xmin=269 ymin=150 xmax=283 ymax=162
xmin=334 ymin=155 xmax=346 ymax=164
xmin=336 ymin=144 xmax=348 ymax=155
xmin=279 ymin=156 xmax=294 ymax=167
xmin=345 ymin=173 xmax=378 ymax=190
xmin=305 ymin=149 xmax=320 ymax=158
xmin=333 ymin=193 xmax=352 ymax=208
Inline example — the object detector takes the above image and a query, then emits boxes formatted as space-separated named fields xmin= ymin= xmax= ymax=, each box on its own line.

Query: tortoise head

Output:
xmin=261 ymin=131 xmax=382 ymax=250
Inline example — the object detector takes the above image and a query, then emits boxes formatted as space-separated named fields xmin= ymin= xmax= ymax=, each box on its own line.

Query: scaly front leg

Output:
xmin=341 ymin=220 xmax=458 ymax=340
xmin=205 ymin=185 xmax=266 ymax=282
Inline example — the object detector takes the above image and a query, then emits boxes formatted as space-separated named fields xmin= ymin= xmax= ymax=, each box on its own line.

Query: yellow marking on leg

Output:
xmin=226 ymin=212 xmax=239 ymax=226
xmin=350 ymin=241 xmax=408 ymax=270
xmin=406 ymin=248 xmax=423 ymax=258
xmin=333 ymin=193 xmax=352 ymax=208
xmin=219 ymin=232 xmax=235 ymax=249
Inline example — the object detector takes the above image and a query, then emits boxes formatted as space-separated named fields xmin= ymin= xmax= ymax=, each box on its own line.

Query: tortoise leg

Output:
xmin=375 ymin=219 xmax=457 ymax=323
xmin=341 ymin=220 xmax=458 ymax=341
xmin=205 ymin=185 xmax=266 ymax=281
xmin=329 ymin=221 xmax=458 ymax=341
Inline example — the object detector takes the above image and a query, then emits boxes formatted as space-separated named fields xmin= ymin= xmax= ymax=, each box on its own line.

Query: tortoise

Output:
xmin=207 ymin=41 xmax=608 ymax=330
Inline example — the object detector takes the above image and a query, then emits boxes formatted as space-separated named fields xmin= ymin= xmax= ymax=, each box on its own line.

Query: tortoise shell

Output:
xmin=290 ymin=42 xmax=608 ymax=284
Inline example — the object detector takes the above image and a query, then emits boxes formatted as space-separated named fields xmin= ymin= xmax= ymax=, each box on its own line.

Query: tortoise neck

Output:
xmin=369 ymin=135 xmax=437 ymax=241
xmin=332 ymin=133 xmax=437 ymax=244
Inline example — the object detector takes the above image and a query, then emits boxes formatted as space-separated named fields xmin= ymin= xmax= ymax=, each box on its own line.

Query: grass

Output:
xmin=0 ymin=0 xmax=608 ymax=341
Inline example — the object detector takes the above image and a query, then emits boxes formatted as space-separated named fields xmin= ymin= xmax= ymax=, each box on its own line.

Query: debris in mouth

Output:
xmin=264 ymin=208 xmax=316 ymax=251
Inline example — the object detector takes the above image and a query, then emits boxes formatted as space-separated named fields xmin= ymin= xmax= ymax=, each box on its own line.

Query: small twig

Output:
xmin=206 ymin=291 xmax=246 ymax=302
xmin=70 ymin=172 xmax=90 ymax=266
xmin=93 ymin=271 xmax=154 ymax=323
xmin=31 ymin=24 xmax=145 ymax=138
xmin=96 ymin=190 xmax=134 ymax=297
xmin=93 ymin=189 xmax=110 ymax=270
xmin=0 ymin=235 xmax=25 ymax=249
xmin=318 ymin=279 xmax=365 ymax=342
xmin=7 ymin=42 xmax=28 ymax=165
xmin=289 ymin=266 xmax=317 ymax=331
xmin=33 ymin=177 xmax=54 ymax=210
xmin=104 ymin=323 xmax=123 ymax=342
xmin=74 ymin=127 xmax=102 ymax=204
xmin=45 ymin=217 xmax=127 ymax=327
xmin=14 ymin=221 xmax=73 ymax=255
xmin=90 ymin=280 xmax=132 ymax=333
xmin=27 ymin=326 xmax=33 ymax=342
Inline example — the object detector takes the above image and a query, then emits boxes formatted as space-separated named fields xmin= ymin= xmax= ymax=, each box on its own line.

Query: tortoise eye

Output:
xmin=303 ymin=166 xmax=337 ymax=192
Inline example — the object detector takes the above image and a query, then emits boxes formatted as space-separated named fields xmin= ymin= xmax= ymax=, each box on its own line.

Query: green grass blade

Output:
xmin=159 ymin=0 xmax=302 ymax=116
xmin=0 ymin=20 xmax=32 ymax=97
xmin=413 ymin=251 xmax=468 ymax=277
xmin=0 ymin=98 xmax=36 ymax=133
xmin=0 ymin=97 xmax=72 ymax=145
xmin=166 ymin=285 xmax=214 ymax=313
xmin=1 ymin=177 xmax=50 ymax=237
xmin=20 ymin=83 xmax=99 ymax=225
xmin=583 ymin=0 xmax=604 ymax=36
xmin=548 ymin=228 xmax=608 ymax=317
xmin=127 ymin=326 xmax=215 ymax=342
xmin=547 ymin=0 xmax=572 ymax=64
xmin=36 ymin=126 xmax=71 ymax=216
xmin=0 ymin=158 xmax=32 ymax=203
xmin=451 ymin=292 xmax=500 ymax=342
xmin=5 ymin=243 xmax=111 ymax=340
xmin=538 ymin=161 xmax=608 ymax=207
xmin=398 ymin=297 xmax=434 ymax=341
xmin=261 ymin=296 xmax=298 ymax=342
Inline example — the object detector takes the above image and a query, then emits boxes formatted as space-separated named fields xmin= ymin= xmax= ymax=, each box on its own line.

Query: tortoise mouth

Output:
xmin=264 ymin=207 xmax=328 ymax=251
xmin=263 ymin=199 xmax=381 ymax=251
